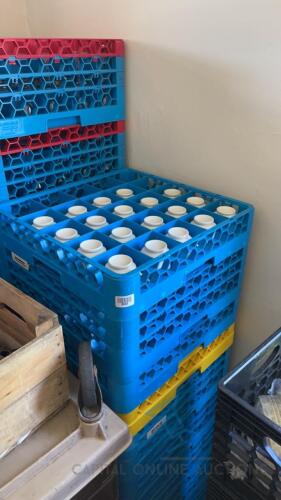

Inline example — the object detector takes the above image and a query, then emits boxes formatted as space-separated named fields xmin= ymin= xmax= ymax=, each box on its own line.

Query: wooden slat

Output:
xmin=0 ymin=306 xmax=36 ymax=345
xmin=0 ymin=328 xmax=22 ymax=350
xmin=0 ymin=326 xmax=66 ymax=413
xmin=0 ymin=279 xmax=58 ymax=338
xmin=0 ymin=366 xmax=69 ymax=458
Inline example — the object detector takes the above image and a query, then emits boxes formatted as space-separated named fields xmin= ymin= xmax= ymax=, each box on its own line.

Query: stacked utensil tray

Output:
xmin=0 ymin=38 xmax=254 ymax=499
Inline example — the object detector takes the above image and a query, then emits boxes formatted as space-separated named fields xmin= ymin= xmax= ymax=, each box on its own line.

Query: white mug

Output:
xmin=191 ymin=214 xmax=216 ymax=229
xmin=32 ymin=215 xmax=55 ymax=230
xmin=55 ymin=227 xmax=79 ymax=242
xmin=140 ymin=196 xmax=159 ymax=208
xmin=166 ymin=205 xmax=187 ymax=218
xmin=141 ymin=239 xmax=169 ymax=258
xmin=167 ymin=227 xmax=191 ymax=243
xmin=186 ymin=196 xmax=205 ymax=208
xmin=141 ymin=215 xmax=164 ymax=229
xmin=93 ymin=196 xmax=112 ymax=208
xmin=106 ymin=254 xmax=136 ymax=274
xmin=216 ymin=205 xmax=236 ymax=218
xmin=85 ymin=215 xmax=108 ymax=229
xmin=114 ymin=205 xmax=135 ymax=218
xmin=66 ymin=205 xmax=87 ymax=217
xmin=110 ymin=227 xmax=136 ymax=243
xmin=163 ymin=188 xmax=182 ymax=199
xmin=78 ymin=239 xmax=106 ymax=258
xmin=116 ymin=188 xmax=134 ymax=199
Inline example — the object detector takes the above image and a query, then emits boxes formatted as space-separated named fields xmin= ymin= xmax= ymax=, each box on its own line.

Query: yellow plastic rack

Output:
xmin=119 ymin=324 xmax=234 ymax=436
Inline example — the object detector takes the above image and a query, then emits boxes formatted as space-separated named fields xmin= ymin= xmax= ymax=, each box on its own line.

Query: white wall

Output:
xmin=0 ymin=0 xmax=29 ymax=36
xmin=23 ymin=0 xmax=281 ymax=364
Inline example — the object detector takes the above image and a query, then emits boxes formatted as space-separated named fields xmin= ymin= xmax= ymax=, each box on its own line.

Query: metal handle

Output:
xmin=78 ymin=341 xmax=103 ymax=423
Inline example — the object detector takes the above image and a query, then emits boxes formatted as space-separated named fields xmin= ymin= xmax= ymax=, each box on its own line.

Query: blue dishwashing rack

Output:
xmin=0 ymin=167 xmax=253 ymax=413
xmin=0 ymin=121 xmax=125 ymax=202
xmin=0 ymin=40 xmax=125 ymax=138
xmin=118 ymin=350 xmax=230 ymax=500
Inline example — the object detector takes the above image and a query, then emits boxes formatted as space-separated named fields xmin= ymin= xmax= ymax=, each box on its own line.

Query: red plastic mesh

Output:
xmin=0 ymin=38 xmax=124 ymax=59
xmin=0 ymin=121 xmax=125 ymax=155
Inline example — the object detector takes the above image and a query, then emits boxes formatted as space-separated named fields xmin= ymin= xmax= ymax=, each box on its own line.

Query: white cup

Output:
xmin=66 ymin=205 xmax=87 ymax=218
xmin=140 ymin=196 xmax=159 ymax=208
xmin=166 ymin=205 xmax=187 ymax=218
xmin=141 ymin=239 xmax=169 ymax=258
xmin=32 ymin=215 xmax=55 ymax=230
xmin=110 ymin=227 xmax=136 ymax=243
xmin=191 ymin=214 xmax=216 ymax=229
xmin=93 ymin=196 xmax=112 ymax=208
xmin=114 ymin=205 xmax=135 ymax=218
xmin=106 ymin=254 xmax=136 ymax=274
xmin=163 ymin=188 xmax=182 ymax=199
xmin=141 ymin=215 xmax=164 ymax=229
xmin=116 ymin=188 xmax=134 ymax=199
xmin=216 ymin=205 xmax=237 ymax=218
xmin=55 ymin=227 xmax=79 ymax=242
xmin=78 ymin=239 xmax=106 ymax=258
xmin=85 ymin=215 xmax=108 ymax=229
xmin=186 ymin=196 xmax=205 ymax=208
xmin=167 ymin=227 xmax=191 ymax=243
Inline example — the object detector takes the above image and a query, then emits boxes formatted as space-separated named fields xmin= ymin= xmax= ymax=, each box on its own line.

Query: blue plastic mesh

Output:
xmin=0 ymin=132 xmax=125 ymax=200
xmin=118 ymin=351 xmax=230 ymax=500
xmin=0 ymin=56 xmax=124 ymax=138
xmin=0 ymin=169 xmax=253 ymax=304
xmin=5 ymin=253 xmax=237 ymax=413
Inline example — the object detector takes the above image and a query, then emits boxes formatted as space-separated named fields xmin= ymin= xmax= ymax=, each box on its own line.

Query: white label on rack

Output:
xmin=11 ymin=252 xmax=30 ymax=271
xmin=115 ymin=294 xmax=135 ymax=308
xmin=147 ymin=416 xmax=167 ymax=439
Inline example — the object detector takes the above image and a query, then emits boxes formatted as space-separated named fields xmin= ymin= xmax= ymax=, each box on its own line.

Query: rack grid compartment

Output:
xmin=0 ymin=169 xmax=253 ymax=412
xmin=118 ymin=327 xmax=233 ymax=500
xmin=0 ymin=38 xmax=125 ymax=138
xmin=0 ymin=169 xmax=253 ymax=308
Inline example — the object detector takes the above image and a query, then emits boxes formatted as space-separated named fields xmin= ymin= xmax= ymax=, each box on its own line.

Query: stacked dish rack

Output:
xmin=0 ymin=38 xmax=254 ymax=499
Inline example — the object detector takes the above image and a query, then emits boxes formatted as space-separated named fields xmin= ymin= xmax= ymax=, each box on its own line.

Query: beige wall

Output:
xmin=9 ymin=1 xmax=281 ymax=364
xmin=0 ymin=0 xmax=29 ymax=36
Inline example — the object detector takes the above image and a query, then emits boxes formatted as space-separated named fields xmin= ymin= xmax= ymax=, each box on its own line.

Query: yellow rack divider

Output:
xmin=120 ymin=324 xmax=234 ymax=436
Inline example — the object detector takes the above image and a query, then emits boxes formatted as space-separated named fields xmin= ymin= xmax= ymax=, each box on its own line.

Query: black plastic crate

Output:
xmin=210 ymin=327 xmax=281 ymax=500
xmin=71 ymin=462 xmax=118 ymax=500
xmin=207 ymin=476 xmax=255 ymax=500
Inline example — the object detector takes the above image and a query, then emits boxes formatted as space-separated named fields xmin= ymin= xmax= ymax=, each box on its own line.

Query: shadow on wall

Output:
xmin=125 ymin=41 xmax=281 ymax=366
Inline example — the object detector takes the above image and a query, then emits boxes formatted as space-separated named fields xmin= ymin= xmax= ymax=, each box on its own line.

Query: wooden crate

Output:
xmin=0 ymin=278 xmax=69 ymax=458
